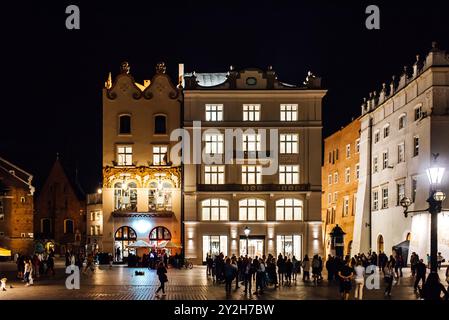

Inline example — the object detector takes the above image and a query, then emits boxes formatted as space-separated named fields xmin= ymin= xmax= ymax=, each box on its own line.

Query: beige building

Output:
xmin=322 ymin=118 xmax=361 ymax=258
xmin=182 ymin=67 xmax=326 ymax=264
xmin=102 ymin=62 xmax=182 ymax=262
xmin=86 ymin=192 xmax=103 ymax=253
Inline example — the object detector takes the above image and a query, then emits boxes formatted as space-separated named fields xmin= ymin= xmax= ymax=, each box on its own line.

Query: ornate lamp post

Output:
xmin=244 ymin=226 xmax=250 ymax=256
xmin=400 ymin=154 xmax=447 ymax=273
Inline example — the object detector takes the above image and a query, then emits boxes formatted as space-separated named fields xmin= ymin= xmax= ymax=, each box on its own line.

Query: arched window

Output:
xmin=114 ymin=181 xmax=137 ymax=211
xmin=275 ymin=198 xmax=303 ymax=221
xmin=114 ymin=226 xmax=137 ymax=262
xmin=64 ymin=219 xmax=74 ymax=234
xmin=148 ymin=180 xmax=173 ymax=211
xmin=119 ymin=114 xmax=131 ymax=134
xmin=41 ymin=218 xmax=51 ymax=234
xmin=154 ymin=115 xmax=167 ymax=134
xmin=202 ymin=199 xmax=228 ymax=221
xmin=149 ymin=226 xmax=171 ymax=246
xmin=239 ymin=198 xmax=265 ymax=221
xmin=377 ymin=234 xmax=384 ymax=253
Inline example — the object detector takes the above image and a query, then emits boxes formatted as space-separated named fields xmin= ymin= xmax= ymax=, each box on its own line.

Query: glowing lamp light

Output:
xmin=97 ymin=188 xmax=102 ymax=194
xmin=426 ymin=167 xmax=445 ymax=185
xmin=244 ymin=226 xmax=250 ymax=237
xmin=434 ymin=191 xmax=446 ymax=202
xmin=134 ymin=220 xmax=151 ymax=234
xmin=400 ymin=197 xmax=412 ymax=209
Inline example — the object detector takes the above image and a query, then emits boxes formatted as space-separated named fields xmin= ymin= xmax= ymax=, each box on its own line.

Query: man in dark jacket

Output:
xmin=326 ymin=255 xmax=335 ymax=281
xmin=414 ymin=259 xmax=427 ymax=291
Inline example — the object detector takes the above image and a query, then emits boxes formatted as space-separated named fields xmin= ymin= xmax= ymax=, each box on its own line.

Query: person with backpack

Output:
xmin=155 ymin=262 xmax=168 ymax=298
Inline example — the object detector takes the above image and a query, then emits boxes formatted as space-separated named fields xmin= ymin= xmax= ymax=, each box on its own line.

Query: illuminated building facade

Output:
xmin=102 ymin=62 xmax=182 ymax=261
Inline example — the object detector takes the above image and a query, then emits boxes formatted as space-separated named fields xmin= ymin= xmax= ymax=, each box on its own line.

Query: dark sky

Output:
xmin=1 ymin=0 xmax=449 ymax=193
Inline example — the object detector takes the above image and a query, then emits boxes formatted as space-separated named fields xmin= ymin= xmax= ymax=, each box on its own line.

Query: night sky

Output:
xmin=1 ymin=0 xmax=449 ymax=193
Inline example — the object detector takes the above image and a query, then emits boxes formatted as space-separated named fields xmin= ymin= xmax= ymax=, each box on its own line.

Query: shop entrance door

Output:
xmin=240 ymin=236 xmax=264 ymax=258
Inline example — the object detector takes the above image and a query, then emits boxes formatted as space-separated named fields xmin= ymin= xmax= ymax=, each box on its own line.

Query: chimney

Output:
xmin=390 ymin=75 xmax=396 ymax=96
xmin=413 ymin=55 xmax=420 ymax=78
xmin=178 ymin=63 xmax=185 ymax=88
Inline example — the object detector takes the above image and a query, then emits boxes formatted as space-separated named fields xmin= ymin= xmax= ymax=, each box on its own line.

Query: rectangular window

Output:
xmin=398 ymin=143 xmax=405 ymax=163
xmin=382 ymin=151 xmax=389 ymax=169
xmin=276 ymin=235 xmax=301 ymax=259
xmin=202 ymin=199 xmax=229 ymax=221
xmin=95 ymin=225 xmax=100 ymax=236
xmin=328 ymin=193 xmax=332 ymax=205
xmin=413 ymin=136 xmax=419 ymax=157
xmin=383 ymin=125 xmax=390 ymax=138
xmin=412 ymin=177 xmax=418 ymax=202
xmin=345 ymin=167 xmax=350 ymax=184
xmin=373 ymin=190 xmax=379 ymax=211
xmin=397 ymin=183 xmax=405 ymax=206
xmin=382 ymin=187 xmax=389 ymax=209
xmin=346 ymin=144 xmax=351 ymax=158
xmin=242 ymin=134 xmax=261 ymax=152
xmin=243 ymin=104 xmax=260 ymax=121
xmin=328 ymin=152 xmax=332 ymax=164
xmin=279 ymin=165 xmax=299 ymax=184
xmin=239 ymin=199 xmax=265 ymax=221
xmin=356 ymin=139 xmax=360 ymax=153
xmin=280 ymin=134 xmax=299 ymax=154
xmin=0 ymin=214 xmax=4 ymax=221
xmin=343 ymin=197 xmax=349 ymax=217
xmin=374 ymin=131 xmax=380 ymax=143
xmin=90 ymin=226 xmax=95 ymax=236
xmin=205 ymin=104 xmax=223 ymax=121
xmin=399 ymin=115 xmax=406 ymax=130
xmin=333 ymin=192 xmax=338 ymax=203
xmin=117 ymin=145 xmax=133 ymax=166
xmin=373 ymin=156 xmax=378 ymax=173
xmin=414 ymin=106 xmax=422 ymax=121
xmin=280 ymin=104 xmax=298 ymax=121
xmin=334 ymin=172 xmax=339 ymax=183
xmin=328 ymin=174 xmax=332 ymax=185
xmin=203 ymin=235 xmax=228 ymax=262
xmin=352 ymin=194 xmax=357 ymax=216
xmin=275 ymin=199 xmax=302 ymax=221
xmin=242 ymin=165 xmax=262 ymax=184
xmin=153 ymin=145 xmax=168 ymax=165
xmin=204 ymin=165 xmax=225 ymax=184
xmin=205 ymin=134 xmax=224 ymax=154
xmin=355 ymin=163 xmax=360 ymax=180
xmin=90 ymin=212 xmax=95 ymax=221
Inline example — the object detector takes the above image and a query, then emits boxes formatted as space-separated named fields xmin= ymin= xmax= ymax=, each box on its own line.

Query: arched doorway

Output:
xmin=149 ymin=226 xmax=172 ymax=247
xmin=114 ymin=226 xmax=137 ymax=262
xmin=377 ymin=234 xmax=384 ymax=253
xmin=406 ymin=232 xmax=411 ymax=241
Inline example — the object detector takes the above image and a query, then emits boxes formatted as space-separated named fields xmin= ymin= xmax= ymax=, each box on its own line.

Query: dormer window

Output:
xmin=119 ymin=114 xmax=131 ymax=135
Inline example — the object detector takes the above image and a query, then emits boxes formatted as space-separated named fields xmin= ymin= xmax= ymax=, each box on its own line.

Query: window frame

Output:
xmin=205 ymin=104 xmax=224 ymax=121
xmin=242 ymin=165 xmax=262 ymax=184
xmin=204 ymin=165 xmax=225 ymax=184
xmin=279 ymin=165 xmax=300 ymax=184
xmin=280 ymin=134 xmax=299 ymax=154
xmin=280 ymin=104 xmax=298 ymax=121
xmin=243 ymin=104 xmax=261 ymax=121
xmin=116 ymin=145 xmax=133 ymax=166
xmin=118 ymin=114 xmax=132 ymax=135
xmin=275 ymin=198 xmax=303 ymax=221
xmin=239 ymin=198 xmax=265 ymax=221
xmin=201 ymin=198 xmax=229 ymax=221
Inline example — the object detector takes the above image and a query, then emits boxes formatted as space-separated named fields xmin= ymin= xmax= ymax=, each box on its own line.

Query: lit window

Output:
xmin=239 ymin=198 xmax=265 ymax=221
xmin=280 ymin=104 xmax=298 ymax=121
xmin=242 ymin=165 xmax=262 ymax=184
xmin=243 ymin=104 xmax=260 ymax=121
xmin=204 ymin=165 xmax=225 ymax=184
xmin=117 ymin=146 xmax=133 ymax=166
xmin=280 ymin=134 xmax=298 ymax=154
xmin=242 ymin=134 xmax=261 ymax=152
xmin=202 ymin=199 xmax=229 ymax=221
xmin=204 ymin=134 xmax=224 ymax=154
xmin=345 ymin=167 xmax=350 ymax=184
xmin=205 ymin=104 xmax=223 ymax=121
xmin=114 ymin=181 xmax=137 ymax=211
xmin=279 ymin=165 xmax=299 ymax=184
xmin=276 ymin=198 xmax=303 ymax=221
xmin=153 ymin=146 xmax=168 ymax=165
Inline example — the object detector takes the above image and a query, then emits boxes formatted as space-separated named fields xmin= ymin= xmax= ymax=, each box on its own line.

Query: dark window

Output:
xmin=119 ymin=115 xmax=131 ymax=134
xmin=154 ymin=115 xmax=167 ymax=134
xmin=64 ymin=220 xmax=74 ymax=234
xmin=41 ymin=218 xmax=51 ymax=233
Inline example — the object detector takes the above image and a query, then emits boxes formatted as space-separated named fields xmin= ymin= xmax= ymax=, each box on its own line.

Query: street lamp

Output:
xmin=400 ymin=153 xmax=447 ymax=273
xmin=244 ymin=226 xmax=250 ymax=256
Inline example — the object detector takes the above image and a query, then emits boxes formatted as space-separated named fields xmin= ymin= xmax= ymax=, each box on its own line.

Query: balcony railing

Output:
xmin=197 ymin=183 xmax=311 ymax=192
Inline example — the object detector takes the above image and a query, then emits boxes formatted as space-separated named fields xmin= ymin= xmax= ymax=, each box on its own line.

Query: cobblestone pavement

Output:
xmin=0 ymin=261 xmax=448 ymax=300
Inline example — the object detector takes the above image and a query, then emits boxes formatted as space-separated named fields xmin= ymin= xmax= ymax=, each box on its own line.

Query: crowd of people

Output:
xmin=204 ymin=250 xmax=449 ymax=300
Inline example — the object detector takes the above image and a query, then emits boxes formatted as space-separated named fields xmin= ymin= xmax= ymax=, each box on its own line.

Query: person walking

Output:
xmin=437 ymin=252 xmax=445 ymax=270
xmin=292 ymin=256 xmax=299 ymax=281
xmin=410 ymin=252 xmax=418 ymax=277
xmin=223 ymin=258 xmax=236 ymax=294
xmin=326 ymin=255 xmax=335 ymax=282
xmin=277 ymin=253 xmax=285 ymax=286
xmin=311 ymin=255 xmax=320 ymax=284
xmin=384 ymin=260 xmax=394 ymax=296
xmin=414 ymin=259 xmax=427 ymax=291
xmin=354 ymin=260 xmax=365 ymax=300
xmin=338 ymin=257 xmax=354 ymax=300
xmin=285 ymin=258 xmax=293 ymax=286
xmin=24 ymin=258 xmax=33 ymax=287
xmin=421 ymin=273 xmax=449 ymax=300
xmin=302 ymin=255 xmax=310 ymax=282
xmin=46 ymin=254 xmax=55 ymax=276
xmin=254 ymin=258 xmax=266 ymax=295
xmin=395 ymin=254 xmax=403 ymax=278
xmin=155 ymin=262 xmax=168 ymax=298
xmin=243 ymin=257 xmax=254 ymax=294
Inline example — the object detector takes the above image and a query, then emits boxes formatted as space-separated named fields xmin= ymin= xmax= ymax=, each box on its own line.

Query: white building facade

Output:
xmin=353 ymin=43 xmax=449 ymax=262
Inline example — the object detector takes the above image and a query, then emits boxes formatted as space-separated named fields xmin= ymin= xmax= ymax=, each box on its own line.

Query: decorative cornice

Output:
xmin=102 ymin=165 xmax=181 ymax=188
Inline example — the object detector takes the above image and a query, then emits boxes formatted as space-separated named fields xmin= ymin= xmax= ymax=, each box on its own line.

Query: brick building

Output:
xmin=0 ymin=157 xmax=35 ymax=256
xmin=34 ymin=158 xmax=86 ymax=255
xmin=322 ymin=118 xmax=360 ymax=258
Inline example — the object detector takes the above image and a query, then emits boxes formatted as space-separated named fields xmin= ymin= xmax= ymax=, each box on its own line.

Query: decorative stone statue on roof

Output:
xmin=120 ymin=61 xmax=130 ymax=74
xmin=156 ymin=62 xmax=166 ymax=74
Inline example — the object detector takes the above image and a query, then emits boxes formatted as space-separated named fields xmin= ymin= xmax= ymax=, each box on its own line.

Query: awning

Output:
xmin=0 ymin=247 xmax=11 ymax=257
xmin=126 ymin=240 xmax=152 ymax=248
xmin=157 ymin=241 xmax=183 ymax=249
